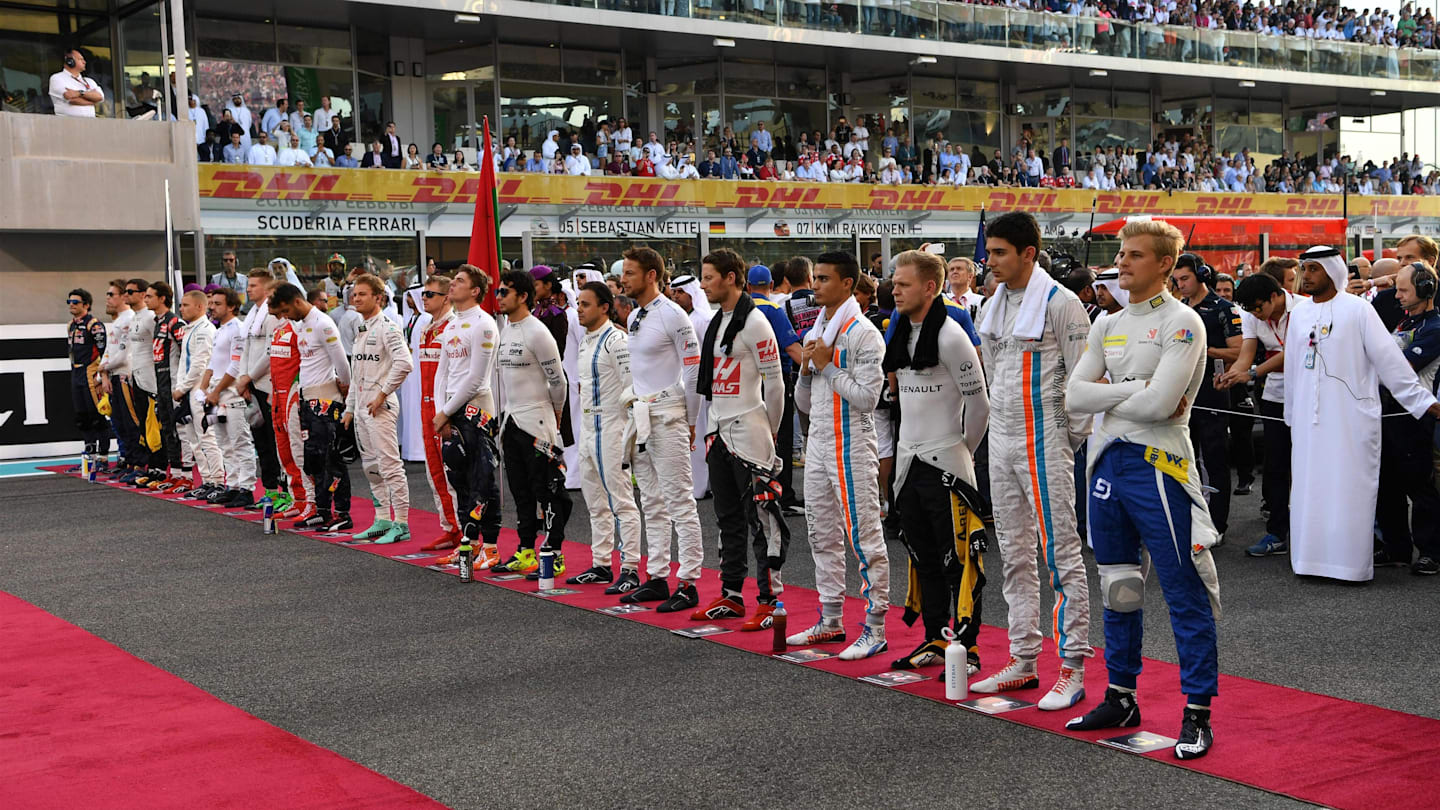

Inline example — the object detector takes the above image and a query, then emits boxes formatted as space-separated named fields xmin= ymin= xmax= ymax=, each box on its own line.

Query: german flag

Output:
xmin=708 ymin=222 xmax=726 ymax=235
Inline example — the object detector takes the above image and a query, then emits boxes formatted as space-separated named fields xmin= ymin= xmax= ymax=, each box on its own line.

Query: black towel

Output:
xmin=882 ymin=295 xmax=948 ymax=372
xmin=697 ymin=293 xmax=755 ymax=400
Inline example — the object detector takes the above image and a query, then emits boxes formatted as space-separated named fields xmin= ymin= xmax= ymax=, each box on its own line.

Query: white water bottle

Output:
xmin=538 ymin=549 xmax=556 ymax=590
xmin=943 ymin=627 xmax=967 ymax=701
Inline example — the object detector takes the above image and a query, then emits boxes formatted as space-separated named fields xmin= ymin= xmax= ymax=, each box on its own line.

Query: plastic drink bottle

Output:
xmin=771 ymin=601 xmax=788 ymax=653
xmin=538 ymin=549 xmax=556 ymax=590
xmin=457 ymin=543 xmax=474 ymax=583
xmin=943 ymin=627 xmax=967 ymax=700
xmin=81 ymin=452 xmax=93 ymax=482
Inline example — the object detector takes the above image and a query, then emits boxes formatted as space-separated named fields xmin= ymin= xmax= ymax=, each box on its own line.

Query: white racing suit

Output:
xmin=577 ymin=322 xmax=643 ymax=569
xmin=623 ymin=295 xmax=705 ymax=583
xmin=795 ymin=310 xmax=890 ymax=622
xmin=980 ymin=281 xmax=1094 ymax=663
xmin=624 ymin=386 xmax=704 ymax=581
xmin=211 ymin=318 xmax=257 ymax=493
xmin=347 ymin=313 xmax=414 ymax=524
xmin=176 ymin=317 xmax=222 ymax=485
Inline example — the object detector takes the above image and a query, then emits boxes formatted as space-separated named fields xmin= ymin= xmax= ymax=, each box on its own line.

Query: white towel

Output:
xmin=977 ymin=269 xmax=1058 ymax=341
xmin=806 ymin=295 xmax=864 ymax=371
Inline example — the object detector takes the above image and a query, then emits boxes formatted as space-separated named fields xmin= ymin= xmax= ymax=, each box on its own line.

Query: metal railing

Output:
xmin=554 ymin=0 xmax=1429 ymax=81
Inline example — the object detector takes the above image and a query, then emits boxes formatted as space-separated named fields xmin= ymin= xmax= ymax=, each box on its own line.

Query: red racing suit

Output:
xmin=419 ymin=311 xmax=459 ymax=531
xmin=269 ymin=321 xmax=313 ymax=509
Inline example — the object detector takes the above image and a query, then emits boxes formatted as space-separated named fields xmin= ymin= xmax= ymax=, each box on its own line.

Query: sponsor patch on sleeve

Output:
xmin=757 ymin=339 xmax=778 ymax=364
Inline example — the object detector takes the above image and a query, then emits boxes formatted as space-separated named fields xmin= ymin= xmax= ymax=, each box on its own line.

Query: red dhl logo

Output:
xmin=1094 ymin=193 xmax=1168 ymax=215
xmin=733 ymin=185 xmax=823 ymax=208
xmin=869 ymin=188 xmax=951 ymax=211
xmin=1370 ymin=198 xmax=1422 ymax=216
xmin=1191 ymin=196 xmax=1256 ymax=215
xmin=1284 ymin=197 xmax=1341 ymax=216
xmin=578 ymin=181 xmax=684 ymax=207
xmin=411 ymin=176 xmax=483 ymax=202
xmin=984 ymin=190 xmax=1062 ymax=212
xmin=207 ymin=170 xmax=347 ymax=200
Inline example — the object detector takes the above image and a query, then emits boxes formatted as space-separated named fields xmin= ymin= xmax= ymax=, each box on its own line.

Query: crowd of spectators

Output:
xmin=486 ymin=113 xmax=1436 ymax=196
xmin=196 ymin=89 xmax=1436 ymax=197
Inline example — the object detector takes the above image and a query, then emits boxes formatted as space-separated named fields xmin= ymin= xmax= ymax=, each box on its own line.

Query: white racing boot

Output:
xmin=1037 ymin=664 xmax=1086 ymax=711
xmin=970 ymin=656 xmax=1039 ymax=694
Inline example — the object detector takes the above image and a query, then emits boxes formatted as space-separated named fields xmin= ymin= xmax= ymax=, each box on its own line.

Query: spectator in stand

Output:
xmin=751 ymin=121 xmax=773 ymax=164
xmin=288 ymin=98 xmax=308 ymax=134
xmin=261 ymin=98 xmax=287 ymax=140
xmin=604 ymin=151 xmax=627 ymax=175
xmin=613 ymin=118 xmax=633 ymax=157
xmin=525 ymin=150 xmax=546 ymax=173
xmin=502 ymin=135 xmax=521 ymax=171
xmin=295 ymin=114 xmax=318 ymax=153
xmin=225 ymin=94 xmax=253 ymax=150
xmin=187 ymin=95 xmax=209 ymax=148
xmin=336 ymin=143 xmax=360 ymax=168
xmin=313 ymin=96 xmax=335 ymax=135
xmin=199 ymin=129 xmax=225 ymax=163
xmin=635 ymin=152 xmax=656 ymax=177
xmin=543 ymin=129 xmax=562 ymax=161
xmin=276 ymin=132 xmax=313 ymax=167
xmin=223 ymin=130 xmax=246 ymax=164
xmin=403 ymin=143 xmax=423 ymax=170
xmin=699 ymin=150 xmax=721 ymax=178
xmin=212 ymin=109 xmax=243 ymax=146
xmin=880 ymin=160 xmax=904 ymax=185
xmin=382 ymin=122 xmax=403 ymax=168
xmin=451 ymin=150 xmax=472 ymax=171
xmin=425 ymin=143 xmax=449 ymax=172
xmin=1052 ymin=137 xmax=1071 ymax=173
xmin=738 ymin=153 xmax=757 ymax=179
xmin=247 ymin=130 xmax=277 ymax=166
xmin=361 ymin=139 xmax=386 ymax=168
xmin=758 ymin=157 xmax=780 ymax=181
xmin=1025 ymin=148 xmax=1043 ymax=186
xmin=566 ymin=143 xmax=591 ymax=176
xmin=312 ymin=134 xmax=335 ymax=167
xmin=720 ymin=147 xmax=739 ymax=179
xmin=328 ymin=116 xmax=348 ymax=154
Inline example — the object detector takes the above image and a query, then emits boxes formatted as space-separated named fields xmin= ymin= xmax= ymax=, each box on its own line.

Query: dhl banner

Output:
xmin=197 ymin=165 xmax=1440 ymax=219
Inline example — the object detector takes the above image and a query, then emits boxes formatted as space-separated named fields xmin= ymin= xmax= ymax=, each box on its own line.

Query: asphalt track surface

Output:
xmin=4 ymin=457 xmax=1432 ymax=809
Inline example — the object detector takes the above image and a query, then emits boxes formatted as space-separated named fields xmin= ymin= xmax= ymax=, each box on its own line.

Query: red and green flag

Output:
xmin=468 ymin=116 xmax=502 ymax=314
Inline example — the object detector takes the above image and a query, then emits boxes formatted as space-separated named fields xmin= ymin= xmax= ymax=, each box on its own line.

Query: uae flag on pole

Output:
xmin=467 ymin=116 xmax=503 ymax=314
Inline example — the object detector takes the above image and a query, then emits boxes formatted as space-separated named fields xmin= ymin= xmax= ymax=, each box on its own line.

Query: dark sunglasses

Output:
xmin=223 ymin=256 xmax=237 ymax=262
xmin=420 ymin=290 xmax=446 ymax=299
xmin=66 ymin=298 xmax=83 ymax=305
xmin=124 ymin=288 xmax=141 ymax=295
xmin=105 ymin=291 xmax=119 ymax=297
xmin=495 ymin=288 xmax=512 ymax=298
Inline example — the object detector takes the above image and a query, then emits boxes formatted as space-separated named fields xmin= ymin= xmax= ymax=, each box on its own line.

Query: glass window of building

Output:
xmin=499 ymin=44 xmax=561 ymax=82
xmin=276 ymin=25 xmax=352 ymax=68
xmin=198 ymin=18 xmax=277 ymax=63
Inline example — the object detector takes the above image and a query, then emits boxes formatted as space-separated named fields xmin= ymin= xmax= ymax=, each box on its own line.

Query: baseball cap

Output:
xmin=327 ymin=252 xmax=345 ymax=265
xmin=747 ymin=265 xmax=772 ymax=285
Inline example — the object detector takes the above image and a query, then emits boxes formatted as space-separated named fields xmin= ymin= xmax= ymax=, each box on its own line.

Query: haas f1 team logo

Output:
xmin=712 ymin=359 xmax=741 ymax=397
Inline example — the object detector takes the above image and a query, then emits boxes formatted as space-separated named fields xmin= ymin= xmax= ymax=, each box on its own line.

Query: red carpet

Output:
xmin=0 ymin=591 xmax=445 ymax=810
xmin=48 ymin=466 xmax=1440 ymax=809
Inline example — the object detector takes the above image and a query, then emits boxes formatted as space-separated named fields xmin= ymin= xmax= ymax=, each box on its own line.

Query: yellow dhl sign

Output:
xmin=197 ymin=165 xmax=1432 ymax=217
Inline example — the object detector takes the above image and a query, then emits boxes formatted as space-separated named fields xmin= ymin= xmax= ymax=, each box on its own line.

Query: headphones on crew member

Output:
xmin=1410 ymin=261 xmax=1437 ymax=301
xmin=1178 ymin=252 xmax=1215 ymax=289
xmin=64 ymin=52 xmax=77 ymax=68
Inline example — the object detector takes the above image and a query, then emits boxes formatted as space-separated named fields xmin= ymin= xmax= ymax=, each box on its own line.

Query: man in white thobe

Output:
xmin=1284 ymin=245 xmax=1440 ymax=582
